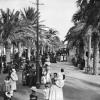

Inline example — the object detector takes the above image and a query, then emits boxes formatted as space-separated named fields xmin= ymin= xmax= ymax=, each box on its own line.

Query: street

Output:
xmin=63 ymin=77 xmax=100 ymax=100
xmin=0 ymin=62 xmax=100 ymax=100
xmin=50 ymin=62 xmax=100 ymax=100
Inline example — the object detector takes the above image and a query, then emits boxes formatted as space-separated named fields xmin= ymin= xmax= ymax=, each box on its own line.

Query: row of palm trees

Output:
xmin=0 ymin=7 xmax=62 ymax=63
xmin=65 ymin=0 xmax=100 ymax=75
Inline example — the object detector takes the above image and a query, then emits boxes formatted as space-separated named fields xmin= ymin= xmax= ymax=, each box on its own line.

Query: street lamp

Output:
xmin=36 ymin=0 xmax=40 ymax=88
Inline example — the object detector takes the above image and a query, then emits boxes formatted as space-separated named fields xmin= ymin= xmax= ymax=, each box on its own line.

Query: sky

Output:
xmin=0 ymin=0 xmax=77 ymax=40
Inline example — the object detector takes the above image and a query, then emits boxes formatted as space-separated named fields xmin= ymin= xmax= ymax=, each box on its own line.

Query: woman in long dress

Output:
xmin=10 ymin=68 xmax=18 ymax=92
xmin=49 ymin=73 xmax=64 ymax=100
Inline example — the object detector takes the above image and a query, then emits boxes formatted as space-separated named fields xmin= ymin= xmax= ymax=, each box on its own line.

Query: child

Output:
xmin=4 ymin=76 xmax=11 ymax=93
xmin=51 ymin=73 xmax=57 ymax=84
xmin=4 ymin=75 xmax=12 ymax=100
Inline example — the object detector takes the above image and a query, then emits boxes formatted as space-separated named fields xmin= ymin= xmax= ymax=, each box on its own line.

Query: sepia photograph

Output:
xmin=0 ymin=0 xmax=100 ymax=100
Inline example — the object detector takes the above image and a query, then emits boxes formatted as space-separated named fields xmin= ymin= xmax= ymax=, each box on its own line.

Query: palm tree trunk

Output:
xmin=5 ymin=45 xmax=11 ymax=63
xmin=93 ymin=38 xmax=99 ymax=75
xmin=12 ymin=43 xmax=15 ymax=63
xmin=87 ymin=35 xmax=91 ymax=72
xmin=84 ymin=41 xmax=87 ymax=68
xmin=79 ymin=42 xmax=84 ymax=58
xmin=18 ymin=42 xmax=22 ymax=57
xmin=28 ymin=47 xmax=31 ymax=60
xmin=13 ymin=43 xmax=14 ymax=55
xmin=0 ymin=43 xmax=4 ymax=55
xmin=41 ymin=46 xmax=43 ymax=55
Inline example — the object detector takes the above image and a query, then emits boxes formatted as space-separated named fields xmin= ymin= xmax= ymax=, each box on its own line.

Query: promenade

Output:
xmin=0 ymin=62 xmax=100 ymax=100
xmin=51 ymin=62 xmax=100 ymax=87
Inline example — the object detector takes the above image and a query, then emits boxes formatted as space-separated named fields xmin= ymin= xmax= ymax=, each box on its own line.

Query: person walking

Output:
xmin=49 ymin=73 xmax=64 ymax=100
xmin=61 ymin=68 xmax=65 ymax=80
xmin=4 ymin=75 xmax=11 ymax=93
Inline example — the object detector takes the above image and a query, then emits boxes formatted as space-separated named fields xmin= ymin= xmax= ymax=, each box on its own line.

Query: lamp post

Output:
xmin=36 ymin=0 xmax=40 ymax=88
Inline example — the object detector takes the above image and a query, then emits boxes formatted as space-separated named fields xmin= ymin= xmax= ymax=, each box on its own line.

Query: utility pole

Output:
xmin=36 ymin=0 xmax=40 ymax=88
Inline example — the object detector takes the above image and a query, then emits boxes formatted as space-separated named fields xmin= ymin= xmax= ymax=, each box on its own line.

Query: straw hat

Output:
xmin=12 ymin=68 xmax=16 ymax=73
xmin=45 ymin=62 xmax=51 ymax=66
xmin=5 ymin=92 xmax=12 ymax=98
xmin=31 ymin=86 xmax=37 ymax=92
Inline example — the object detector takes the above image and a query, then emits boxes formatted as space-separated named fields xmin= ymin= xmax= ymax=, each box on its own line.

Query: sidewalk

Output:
xmin=50 ymin=62 xmax=100 ymax=87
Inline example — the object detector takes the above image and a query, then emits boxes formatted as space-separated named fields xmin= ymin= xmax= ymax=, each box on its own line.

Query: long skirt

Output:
xmin=10 ymin=81 xmax=16 ymax=91
xmin=49 ymin=85 xmax=63 ymax=100
xmin=43 ymin=87 xmax=50 ymax=99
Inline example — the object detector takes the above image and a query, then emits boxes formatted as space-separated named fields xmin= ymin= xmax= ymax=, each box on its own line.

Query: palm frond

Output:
xmin=72 ymin=9 xmax=82 ymax=23
xmin=76 ymin=0 xmax=83 ymax=7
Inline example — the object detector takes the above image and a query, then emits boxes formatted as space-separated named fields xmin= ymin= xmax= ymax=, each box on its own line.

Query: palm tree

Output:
xmin=72 ymin=0 xmax=100 ymax=74
xmin=0 ymin=8 xmax=20 ymax=63
xmin=20 ymin=7 xmax=48 ymax=60
xmin=20 ymin=7 xmax=38 ymax=60
xmin=44 ymin=28 xmax=60 ymax=53
xmin=65 ymin=22 xmax=86 ymax=53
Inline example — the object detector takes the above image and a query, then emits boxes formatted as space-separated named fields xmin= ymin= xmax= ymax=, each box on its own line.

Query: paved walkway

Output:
xmin=0 ymin=62 xmax=100 ymax=100
xmin=50 ymin=62 xmax=100 ymax=87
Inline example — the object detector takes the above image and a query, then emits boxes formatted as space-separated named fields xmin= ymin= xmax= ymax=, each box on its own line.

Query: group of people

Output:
xmin=4 ymin=68 xmax=18 ymax=99
xmin=3 ymin=55 xmax=65 ymax=100
xmin=40 ymin=61 xmax=65 ymax=100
